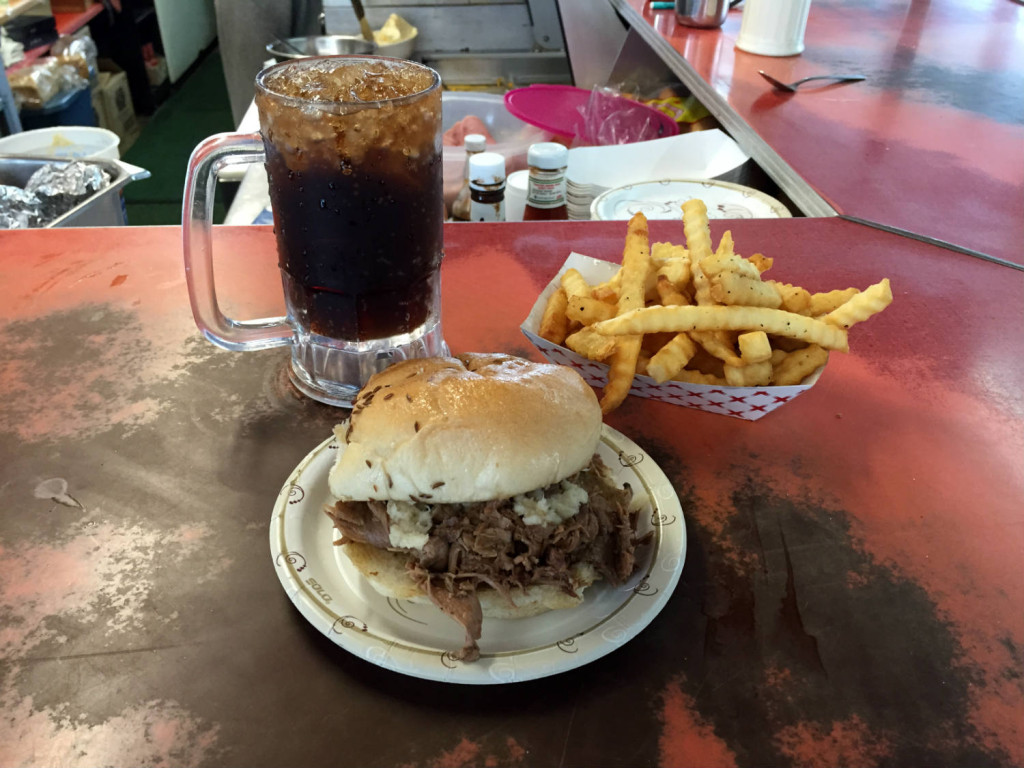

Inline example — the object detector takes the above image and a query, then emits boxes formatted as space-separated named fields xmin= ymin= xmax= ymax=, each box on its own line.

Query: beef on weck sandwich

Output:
xmin=325 ymin=353 xmax=644 ymax=661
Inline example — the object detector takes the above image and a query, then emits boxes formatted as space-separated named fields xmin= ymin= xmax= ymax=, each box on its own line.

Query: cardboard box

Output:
xmin=94 ymin=67 xmax=139 ymax=152
xmin=521 ymin=253 xmax=826 ymax=421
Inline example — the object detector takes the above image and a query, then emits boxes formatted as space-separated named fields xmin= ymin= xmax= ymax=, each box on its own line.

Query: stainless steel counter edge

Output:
xmin=608 ymin=0 xmax=837 ymax=219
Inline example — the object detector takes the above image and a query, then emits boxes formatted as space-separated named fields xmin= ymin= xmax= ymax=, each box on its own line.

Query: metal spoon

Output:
xmin=759 ymin=70 xmax=866 ymax=93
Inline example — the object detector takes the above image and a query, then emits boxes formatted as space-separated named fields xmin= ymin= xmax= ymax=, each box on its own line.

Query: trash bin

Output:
xmin=19 ymin=86 xmax=97 ymax=131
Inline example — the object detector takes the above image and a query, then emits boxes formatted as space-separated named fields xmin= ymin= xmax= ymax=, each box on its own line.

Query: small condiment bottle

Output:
xmin=450 ymin=133 xmax=488 ymax=221
xmin=522 ymin=142 xmax=569 ymax=221
xmin=468 ymin=152 xmax=506 ymax=222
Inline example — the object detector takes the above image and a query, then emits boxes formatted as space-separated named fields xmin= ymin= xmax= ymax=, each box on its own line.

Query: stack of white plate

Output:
xmin=566 ymin=179 xmax=607 ymax=220
xmin=563 ymin=129 xmax=750 ymax=220
xmin=589 ymin=179 xmax=792 ymax=221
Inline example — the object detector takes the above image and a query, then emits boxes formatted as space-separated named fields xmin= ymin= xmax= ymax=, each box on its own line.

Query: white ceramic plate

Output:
xmin=270 ymin=427 xmax=686 ymax=684
xmin=590 ymin=178 xmax=791 ymax=221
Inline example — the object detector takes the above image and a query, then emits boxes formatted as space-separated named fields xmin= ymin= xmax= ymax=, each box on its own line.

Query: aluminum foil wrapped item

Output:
xmin=25 ymin=161 xmax=110 ymax=224
xmin=0 ymin=186 xmax=43 ymax=229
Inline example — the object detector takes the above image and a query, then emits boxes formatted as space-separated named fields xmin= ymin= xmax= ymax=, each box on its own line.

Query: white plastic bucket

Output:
xmin=0 ymin=127 xmax=121 ymax=160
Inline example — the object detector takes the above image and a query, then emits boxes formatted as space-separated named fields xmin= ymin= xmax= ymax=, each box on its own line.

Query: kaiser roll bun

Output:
xmin=329 ymin=353 xmax=602 ymax=503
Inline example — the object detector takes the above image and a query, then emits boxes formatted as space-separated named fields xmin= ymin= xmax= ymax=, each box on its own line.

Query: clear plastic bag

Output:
xmin=575 ymin=85 xmax=670 ymax=146
xmin=9 ymin=58 xmax=88 ymax=109
xmin=52 ymin=33 xmax=99 ymax=84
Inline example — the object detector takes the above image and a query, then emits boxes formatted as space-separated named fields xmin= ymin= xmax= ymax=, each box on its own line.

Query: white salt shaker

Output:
xmin=735 ymin=0 xmax=813 ymax=57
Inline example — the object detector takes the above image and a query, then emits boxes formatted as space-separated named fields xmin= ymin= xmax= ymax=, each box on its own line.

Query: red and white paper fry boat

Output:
xmin=520 ymin=253 xmax=826 ymax=421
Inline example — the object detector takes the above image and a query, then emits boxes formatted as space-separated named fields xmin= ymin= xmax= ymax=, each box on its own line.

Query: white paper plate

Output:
xmin=270 ymin=427 xmax=686 ymax=684
xmin=591 ymin=178 xmax=791 ymax=221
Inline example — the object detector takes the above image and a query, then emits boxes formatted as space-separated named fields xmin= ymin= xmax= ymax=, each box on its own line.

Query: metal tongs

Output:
xmin=350 ymin=0 xmax=375 ymax=42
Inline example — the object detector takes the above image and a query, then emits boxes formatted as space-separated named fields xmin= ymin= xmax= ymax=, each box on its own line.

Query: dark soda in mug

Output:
xmin=256 ymin=57 xmax=443 ymax=342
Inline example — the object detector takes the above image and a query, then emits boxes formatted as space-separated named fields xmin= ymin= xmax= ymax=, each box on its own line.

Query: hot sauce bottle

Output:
xmin=522 ymin=142 xmax=569 ymax=221
xmin=451 ymin=133 xmax=488 ymax=222
xmin=468 ymin=152 xmax=507 ymax=222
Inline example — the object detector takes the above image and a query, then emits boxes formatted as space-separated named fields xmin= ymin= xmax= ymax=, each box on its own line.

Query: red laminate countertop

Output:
xmin=0 ymin=222 xmax=1021 ymax=767
xmin=616 ymin=0 xmax=1024 ymax=267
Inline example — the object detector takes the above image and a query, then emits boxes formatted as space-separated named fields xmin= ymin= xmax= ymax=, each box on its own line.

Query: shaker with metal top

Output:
xmin=674 ymin=0 xmax=729 ymax=28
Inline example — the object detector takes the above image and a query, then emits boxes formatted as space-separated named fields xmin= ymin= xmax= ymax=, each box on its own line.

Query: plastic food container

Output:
xmin=442 ymin=92 xmax=552 ymax=211
xmin=0 ymin=126 xmax=121 ymax=160
xmin=520 ymin=252 xmax=826 ymax=421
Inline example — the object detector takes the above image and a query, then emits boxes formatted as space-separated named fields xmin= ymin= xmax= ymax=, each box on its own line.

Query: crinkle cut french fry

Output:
xmin=566 ymin=296 xmax=617 ymax=326
xmin=766 ymin=281 xmax=812 ymax=314
xmin=565 ymin=326 xmax=617 ymax=361
xmin=724 ymin=360 xmax=773 ymax=387
xmin=773 ymin=344 xmax=829 ymax=386
xmin=689 ymin=330 xmax=743 ymax=367
xmin=656 ymin=274 xmax=689 ymax=307
xmin=657 ymin=257 xmax=691 ymax=288
xmin=748 ymin=253 xmax=773 ymax=274
xmin=691 ymin=260 xmax=714 ymax=306
xmin=681 ymin=199 xmax=715 ymax=264
xmin=560 ymin=268 xmax=592 ymax=301
xmin=672 ymin=368 xmax=726 ymax=386
xmin=809 ymin=287 xmax=859 ymax=316
xmin=651 ymin=242 xmax=688 ymax=262
xmin=710 ymin=272 xmax=783 ymax=308
xmin=594 ymin=304 xmax=850 ymax=352
xmin=825 ymin=278 xmax=893 ymax=329
xmin=647 ymin=332 xmax=698 ymax=383
xmin=636 ymin=350 xmax=652 ymax=377
xmin=738 ymin=331 xmax=772 ymax=364
xmin=616 ymin=213 xmax=651 ymax=314
xmin=700 ymin=232 xmax=761 ymax=280
xmin=647 ymin=256 xmax=691 ymax=300
xmin=591 ymin=268 xmax=622 ymax=302
xmin=601 ymin=212 xmax=651 ymax=414
xmin=716 ymin=230 xmax=734 ymax=258
xmin=601 ymin=336 xmax=642 ymax=414
xmin=538 ymin=286 xmax=570 ymax=344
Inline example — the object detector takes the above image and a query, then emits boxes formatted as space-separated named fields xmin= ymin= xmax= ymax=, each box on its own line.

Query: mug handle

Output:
xmin=182 ymin=132 xmax=293 ymax=351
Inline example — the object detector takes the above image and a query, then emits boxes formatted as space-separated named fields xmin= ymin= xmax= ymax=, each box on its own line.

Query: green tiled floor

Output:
xmin=122 ymin=48 xmax=235 ymax=226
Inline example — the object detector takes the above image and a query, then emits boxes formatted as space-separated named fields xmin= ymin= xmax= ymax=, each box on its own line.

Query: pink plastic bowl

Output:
xmin=504 ymin=85 xmax=679 ymax=145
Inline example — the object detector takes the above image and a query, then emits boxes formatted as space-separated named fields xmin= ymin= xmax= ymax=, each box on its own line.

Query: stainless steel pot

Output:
xmin=265 ymin=36 xmax=373 ymax=62
xmin=675 ymin=0 xmax=730 ymax=28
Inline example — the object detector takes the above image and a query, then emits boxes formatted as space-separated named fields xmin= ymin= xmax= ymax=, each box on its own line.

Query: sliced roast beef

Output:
xmin=325 ymin=499 xmax=391 ymax=549
xmin=325 ymin=455 xmax=640 ymax=661
xmin=416 ymin=572 xmax=482 ymax=662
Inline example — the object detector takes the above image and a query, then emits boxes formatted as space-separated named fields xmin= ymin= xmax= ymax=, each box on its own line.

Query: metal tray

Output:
xmin=0 ymin=154 xmax=149 ymax=228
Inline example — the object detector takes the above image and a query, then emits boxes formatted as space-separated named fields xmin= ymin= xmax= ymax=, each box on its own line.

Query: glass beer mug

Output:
xmin=183 ymin=56 xmax=446 ymax=407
